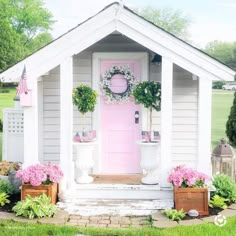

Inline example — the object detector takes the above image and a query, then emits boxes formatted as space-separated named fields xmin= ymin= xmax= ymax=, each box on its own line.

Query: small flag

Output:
xmin=16 ymin=65 xmax=28 ymax=95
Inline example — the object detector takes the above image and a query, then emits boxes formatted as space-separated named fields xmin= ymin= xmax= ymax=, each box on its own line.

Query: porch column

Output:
xmin=197 ymin=77 xmax=212 ymax=176
xmin=60 ymin=57 xmax=74 ymax=191
xmin=160 ymin=57 xmax=173 ymax=187
xmin=23 ymin=78 xmax=39 ymax=167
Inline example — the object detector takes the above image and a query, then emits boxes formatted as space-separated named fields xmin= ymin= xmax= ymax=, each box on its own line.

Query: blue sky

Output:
xmin=44 ymin=0 xmax=236 ymax=48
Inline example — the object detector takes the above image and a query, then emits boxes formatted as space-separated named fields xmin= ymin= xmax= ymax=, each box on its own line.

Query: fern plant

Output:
xmin=12 ymin=194 xmax=57 ymax=219
xmin=161 ymin=208 xmax=186 ymax=221
xmin=0 ymin=192 xmax=10 ymax=206
xmin=0 ymin=179 xmax=14 ymax=195
xmin=209 ymin=195 xmax=228 ymax=209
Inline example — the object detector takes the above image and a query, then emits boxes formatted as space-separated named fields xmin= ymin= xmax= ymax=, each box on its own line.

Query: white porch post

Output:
xmin=23 ymin=78 xmax=39 ymax=167
xmin=197 ymin=77 xmax=212 ymax=176
xmin=60 ymin=56 xmax=74 ymax=192
xmin=160 ymin=57 xmax=173 ymax=187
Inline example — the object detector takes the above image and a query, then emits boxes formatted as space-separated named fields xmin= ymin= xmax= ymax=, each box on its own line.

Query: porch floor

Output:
xmin=92 ymin=174 xmax=143 ymax=185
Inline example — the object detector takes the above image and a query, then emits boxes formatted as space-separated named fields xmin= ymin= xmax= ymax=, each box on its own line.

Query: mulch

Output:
xmin=183 ymin=207 xmax=222 ymax=220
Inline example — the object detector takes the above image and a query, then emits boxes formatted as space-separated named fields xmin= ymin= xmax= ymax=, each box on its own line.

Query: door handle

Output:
xmin=135 ymin=111 xmax=139 ymax=124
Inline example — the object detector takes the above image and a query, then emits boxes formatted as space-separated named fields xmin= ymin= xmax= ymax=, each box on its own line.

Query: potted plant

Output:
xmin=72 ymin=85 xmax=98 ymax=183
xmin=167 ymin=165 xmax=210 ymax=215
xmin=133 ymin=80 xmax=161 ymax=184
xmin=16 ymin=162 xmax=63 ymax=204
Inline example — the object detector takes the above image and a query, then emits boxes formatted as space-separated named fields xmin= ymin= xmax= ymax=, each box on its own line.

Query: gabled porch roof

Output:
xmin=0 ymin=1 xmax=235 ymax=82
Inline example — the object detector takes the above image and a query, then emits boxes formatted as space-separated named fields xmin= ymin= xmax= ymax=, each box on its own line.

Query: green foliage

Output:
xmin=212 ymin=81 xmax=225 ymax=89
xmin=161 ymin=208 xmax=186 ymax=221
xmin=212 ymin=174 xmax=236 ymax=203
xmin=226 ymin=92 xmax=236 ymax=146
xmin=136 ymin=6 xmax=191 ymax=40
xmin=0 ymin=192 xmax=10 ymax=206
xmin=0 ymin=89 xmax=10 ymax=93
xmin=133 ymin=81 xmax=161 ymax=112
xmin=209 ymin=195 xmax=228 ymax=209
xmin=12 ymin=194 xmax=57 ymax=219
xmin=205 ymin=40 xmax=236 ymax=70
xmin=0 ymin=179 xmax=14 ymax=195
xmin=72 ymin=85 xmax=97 ymax=115
xmin=0 ymin=0 xmax=54 ymax=70
xmin=0 ymin=118 xmax=2 ymax=132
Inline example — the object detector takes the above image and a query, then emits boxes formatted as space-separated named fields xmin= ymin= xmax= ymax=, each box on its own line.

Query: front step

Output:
xmin=59 ymin=184 xmax=173 ymax=200
xmin=57 ymin=199 xmax=174 ymax=216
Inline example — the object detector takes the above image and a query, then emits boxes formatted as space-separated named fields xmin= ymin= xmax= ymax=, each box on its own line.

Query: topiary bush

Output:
xmin=226 ymin=92 xmax=236 ymax=146
xmin=212 ymin=174 xmax=236 ymax=203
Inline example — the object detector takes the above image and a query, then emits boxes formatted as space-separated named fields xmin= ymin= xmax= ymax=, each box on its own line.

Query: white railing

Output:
xmin=2 ymin=108 xmax=24 ymax=162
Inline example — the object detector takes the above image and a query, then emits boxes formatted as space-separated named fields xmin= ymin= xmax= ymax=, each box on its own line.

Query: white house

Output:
xmin=1 ymin=2 xmax=235 ymax=215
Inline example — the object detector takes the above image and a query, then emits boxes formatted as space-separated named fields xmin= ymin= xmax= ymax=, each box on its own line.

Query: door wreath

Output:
xmin=100 ymin=65 xmax=137 ymax=104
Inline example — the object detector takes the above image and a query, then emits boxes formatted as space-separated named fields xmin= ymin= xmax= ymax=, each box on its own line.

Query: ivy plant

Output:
xmin=12 ymin=194 xmax=57 ymax=219
xmin=133 ymin=81 xmax=161 ymax=139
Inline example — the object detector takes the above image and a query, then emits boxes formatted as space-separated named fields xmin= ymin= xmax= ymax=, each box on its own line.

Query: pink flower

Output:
xmin=16 ymin=162 xmax=63 ymax=186
xmin=167 ymin=165 xmax=210 ymax=188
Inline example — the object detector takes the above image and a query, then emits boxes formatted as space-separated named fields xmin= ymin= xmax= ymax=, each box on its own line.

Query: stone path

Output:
xmin=0 ymin=204 xmax=236 ymax=229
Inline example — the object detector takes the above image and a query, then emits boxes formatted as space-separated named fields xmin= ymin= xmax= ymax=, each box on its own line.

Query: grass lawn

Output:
xmin=211 ymin=90 xmax=234 ymax=147
xmin=1 ymin=216 xmax=236 ymax=235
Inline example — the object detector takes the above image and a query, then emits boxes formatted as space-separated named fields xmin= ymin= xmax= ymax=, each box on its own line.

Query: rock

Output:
xmin=8 ymin=170 xmax=22 ymax=193
xmin=188 ymin=209 xmax=199 ymax=217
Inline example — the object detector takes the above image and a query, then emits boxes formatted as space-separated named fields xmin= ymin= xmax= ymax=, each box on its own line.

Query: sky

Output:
xmin=43 ymin=0 xmax=236 ymax=48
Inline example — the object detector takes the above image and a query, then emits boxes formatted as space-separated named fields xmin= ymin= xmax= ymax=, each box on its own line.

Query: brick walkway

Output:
xmin=0 ymin=203 xmax=236 ymax=229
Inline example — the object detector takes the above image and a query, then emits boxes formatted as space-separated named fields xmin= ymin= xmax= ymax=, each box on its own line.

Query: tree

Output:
xmin=205 ymin=41 xmax=236 ymax=70
xmin=226 ymin=92 xmax=236 ymax=146
xmin=0 ymin=0 xmax=54 ymax=71
xmin=136 ymin=6 xmax=191 ymax=40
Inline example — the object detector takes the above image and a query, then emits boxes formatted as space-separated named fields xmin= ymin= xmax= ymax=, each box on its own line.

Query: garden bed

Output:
xmin=0 ymin=193 xmax=20 ymax=213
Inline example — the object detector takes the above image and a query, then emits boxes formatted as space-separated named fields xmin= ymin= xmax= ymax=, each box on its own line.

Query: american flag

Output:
xmin=16 ymin=65 xmax=28 ymax=95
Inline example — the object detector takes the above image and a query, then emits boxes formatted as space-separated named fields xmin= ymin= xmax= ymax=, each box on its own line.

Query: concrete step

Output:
xmin=59 ymin=184 xmax=173 ymax=200
xmin=57 ymin=199 xmax=174 ymax=216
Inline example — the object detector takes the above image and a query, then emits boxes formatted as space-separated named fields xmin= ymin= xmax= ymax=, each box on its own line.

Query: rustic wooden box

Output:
xmin=174 ymin=187 xmax=209 ymax=215
xmin=21 ymin=183 xmax=58 ymax=204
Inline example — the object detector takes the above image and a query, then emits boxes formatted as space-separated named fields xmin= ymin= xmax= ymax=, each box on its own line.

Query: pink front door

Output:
xmin=100 ymin=60 xmax=142 ymax=174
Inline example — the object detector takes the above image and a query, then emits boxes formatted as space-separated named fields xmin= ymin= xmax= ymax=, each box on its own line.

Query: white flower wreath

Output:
xmin=100 ymin=65 xmax=137 ymax=104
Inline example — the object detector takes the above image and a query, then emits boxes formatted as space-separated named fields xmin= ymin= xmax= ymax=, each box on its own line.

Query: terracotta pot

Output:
xmin=174 ymin=187 xmax=209 ymax=216
xmin=21 ymin=183 xmax=58 ymax=204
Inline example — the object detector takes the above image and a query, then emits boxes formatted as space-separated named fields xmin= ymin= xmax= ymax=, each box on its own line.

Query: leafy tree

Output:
xmin=0 ymin=0 xmax=54 ymax=71
xmin=136 ymin=6 xmax=191 ymax=40
xmin=226 ymin=92 xmax=236 ymax=146
xmin=205 ymin=41 xmax=236 ymax=70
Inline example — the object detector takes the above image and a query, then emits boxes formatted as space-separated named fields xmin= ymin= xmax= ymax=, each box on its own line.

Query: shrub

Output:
xmin=0 ymin=119 xmax=2 ymax=132
xmin=209 ymin=195 xmax=228 ymax=209
xmin=0 ymin=179 xmax=14 ymax=195
xmin=0 ymin=161 xmax=21 ymax=176
xmin=12 ymin=194 xmax=57 ymax=219
xmin=161 ymin=208 xmax=186 ymax=221
xmin=0 ymin=192 xmax=10 ymax=206
xmin=212 ymin=81 xmax=225 ymax=89
xmin=212 ymin=174 xmax=236 ymax=203
xmin=0 ymin=89 xmax=10 ymax=93
xmin=226 ymin=92 xmax=236 ymax=146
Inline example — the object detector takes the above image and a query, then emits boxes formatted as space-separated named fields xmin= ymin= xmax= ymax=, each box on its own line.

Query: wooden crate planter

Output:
xmin=174 ymin=187 xmax=209 ymax=216
xmin=21 ymin=183 xmax=58 ymax=204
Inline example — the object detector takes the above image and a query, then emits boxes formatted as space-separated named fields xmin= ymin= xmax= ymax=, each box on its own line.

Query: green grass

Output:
xmin=211 ymin=90 xmax=234 ymax=147
xmin=0 ymin=87 xmax=15 ymax=120
xmin=0 ymin=216 xmax=236 ymax=236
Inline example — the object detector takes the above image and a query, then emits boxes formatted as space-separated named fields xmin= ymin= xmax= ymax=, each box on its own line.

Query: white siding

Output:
xmin=42 ymin=67 xmax=60 ymax=162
